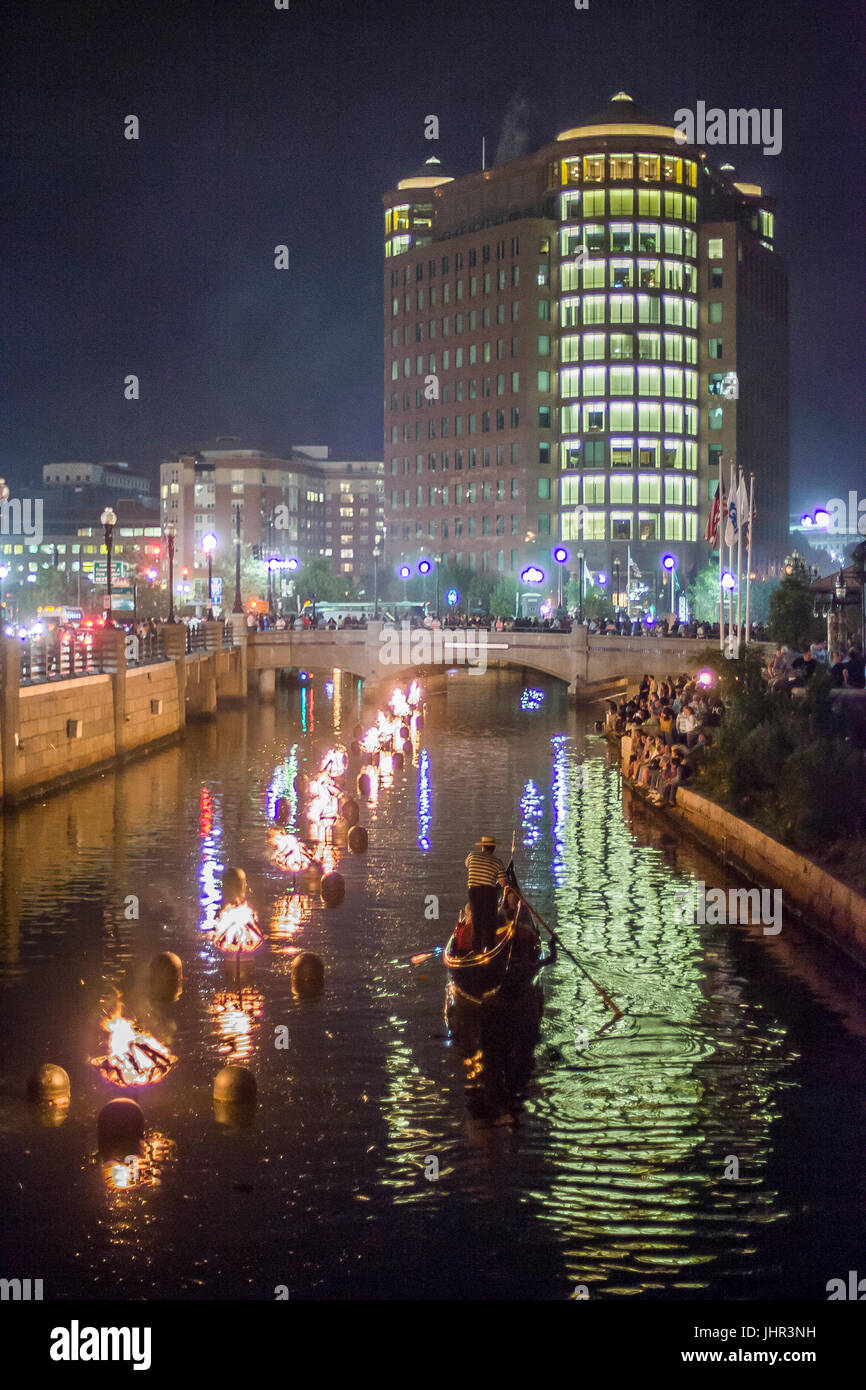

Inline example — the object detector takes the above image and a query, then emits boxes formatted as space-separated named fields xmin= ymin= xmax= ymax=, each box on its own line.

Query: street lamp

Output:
xmin=100 ymin=507 xmax=117 ymax=625
xmin=232 ymin=504 xmax=243 ymax=615
xmin=552 ymin=546 xmax=568 ymax=612
xmin=399 ymin=564 xmax=411 ymax=608
xmin=163 ymin=522 xmax=177 ymax=623
xmin=202 ymin=532 xmax=217 ymax=615
xmin=372 ymin=538 xmax=382 ymax=619
xmin=577 ymin=549 xmax=585 ymax=624
xmin=418 ymin=557 xmax=432 ymax=614
xmin=661 ymin=553 xmax=678 ymax=616
xmin=433 ymin=553 xmax=443 ymax=617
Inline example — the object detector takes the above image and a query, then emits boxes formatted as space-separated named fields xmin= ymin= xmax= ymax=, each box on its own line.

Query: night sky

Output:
xmin=3 ymin=0 xmax=863 ymax=513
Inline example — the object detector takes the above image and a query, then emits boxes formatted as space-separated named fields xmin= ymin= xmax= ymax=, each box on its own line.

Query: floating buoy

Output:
xmin=339 ymin=797 xmax=360 ymax=827
xmin=357 ymin=771 xmax=372 ymax=798
xmin=297 ymin=863 xmax=323 ymax=895
xmin=320 ymin=872 xmax=346 ymax=908
xmin=98 ymin=1098 xmax=144 ymax=1154
xmin=213 ymin=1065 xmax=257 ymax=1104
xmin=331 ymin=818 xmax=349 ymax=849
xmin=413 ymin=712 xmax=424 ymax=731
xmin=27 ymin=1063 xmax=70 ymax=1105
xmin=274 ymin=796 xmax=290 ymax=826
xmin=401 ymin=740 xmax=413 ymax=762
xmin=221 ymin=867 xmax=247 ymax=905
xmin=294 ymin=772 xmax=310 ymax=797
xmin=291 ymin=952 xmax=324 ymax=997
xmin=148 ymin=952 xmax=183 ymax=1002
xmin=348 ymin=825 xmax=368 ymax=854
xmin=398 ymin=725 xmax=410 ymax=742
xmin=392 ymin=750 xmax=404 ymax=772
xmin=350 ymin=740 xmax=362 ymax=757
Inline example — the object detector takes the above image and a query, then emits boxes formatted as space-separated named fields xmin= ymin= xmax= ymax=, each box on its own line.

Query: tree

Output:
xmin=768 ymin=563 xmax=824 ymax=650
xmin=489 ymin=575 xmax=517 ymax=618
xmin=686 ymin=564 xmax=722 ymax=623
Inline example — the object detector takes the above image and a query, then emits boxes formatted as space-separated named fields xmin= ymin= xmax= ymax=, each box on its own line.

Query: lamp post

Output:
xmin=577 ymin=549 xmax=585 ymax=624
xmin=399 ymin=564 xmax=411 ymax=609
xmin=433 ymin=552 xmax=442 ymax=618
xmin=417 ymin=558 xmax=432 ymax=615
xmin=661 ymin=553 xmax=678 ymax=618
xmin=100 ymin=507 xmax=117 ymax=626
xmin=232 ymin=504 xmax=243 ymax=615
xmin=372 ymin=538 xmax=382 ymax=619
xmin=164 ymin=522 xmax=177 ymax=623
xmin=553 ymin=546 xmax=568 ymax=612
xmin=202 ymin=532 xmax=217 ymax=616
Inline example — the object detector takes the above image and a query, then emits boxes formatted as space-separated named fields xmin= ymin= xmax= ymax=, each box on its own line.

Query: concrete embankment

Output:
xmin=610 ymin=731 xmax=866 ymax=967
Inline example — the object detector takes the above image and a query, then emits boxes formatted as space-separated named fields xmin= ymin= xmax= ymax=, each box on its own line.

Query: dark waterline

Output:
xmin=1 ymin=668 xmax=865 ymax=1301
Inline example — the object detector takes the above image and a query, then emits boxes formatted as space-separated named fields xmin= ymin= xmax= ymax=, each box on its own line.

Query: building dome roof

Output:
xmin=556 ymin=91 xmax=678 ymax=143
xmin=396 ymin=155 xmax=454 ymax=191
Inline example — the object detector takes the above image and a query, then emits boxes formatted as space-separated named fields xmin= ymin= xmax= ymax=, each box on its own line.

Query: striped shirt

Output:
xmin=465 ymin=850 xmax=506 ymax=888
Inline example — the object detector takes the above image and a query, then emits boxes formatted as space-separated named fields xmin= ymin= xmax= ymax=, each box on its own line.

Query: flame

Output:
xmin=389 ymin=689 xmax=411 ymax=719
xmin=213 ymin=902 xmax=263 ymax=953
xmin=270 ymin=828 xmax=308 ymax=872
xmin=208 ymin=987 xmax=264 ymax=1063
xmin=102 ymin=1131 xmax=176 ymax=1192
xmin=407 ymin=680 xmax=422 ymax=707
xmin=91 ymin=1006 xmax=177 ymax=1087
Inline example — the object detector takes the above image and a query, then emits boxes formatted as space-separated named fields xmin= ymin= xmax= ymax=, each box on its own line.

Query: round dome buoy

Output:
xmin=291 ymin=951 xmax=325 ymax=998
xmin=350 ymin=740 xmax=362 ymax=757
xmin=27 ymin=1063 xmax=71 ymax=1105
xmin=401 ymin=740 xmax=413 ymax=762
xmin=213 ymin=1066 xmax=257 ymax=1105
xmin=98 ymin=1098 xmax=145 ymax=1154
xmin=294 ymin=772 xmax=310 ymax=797
xmin=357 ymin=771 xmax=372 ymax=798
xmin=331 ymin=818 xmax=349 ymax=849
xmin=297 ymin=862 xmax=323 ymax=895
xmin=414 ymin=712 xmax=424 ymax=731
xmin=274 ymin=796 xmax=290 ymax=826
xmin=339 ymin=797 xmax=360 ymax=827
xmin=148 ymin=952 xmax=183 ymax=1002
xmin=320 ymin=872 xmax=346 ymax=908
xmin=347 ymin=825 xmax=368 ymax=854
xmin=221 ymin=867 xmax=247 ymax=905
xmin=399 ymin=725 xmax=410 ymax=742
xmin=392 ymin=750 xmax=404 ymax=772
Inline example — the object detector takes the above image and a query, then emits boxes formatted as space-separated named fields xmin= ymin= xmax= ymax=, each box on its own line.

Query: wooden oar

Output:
xmin=509 ymin=884 xmax=623 ymax=1021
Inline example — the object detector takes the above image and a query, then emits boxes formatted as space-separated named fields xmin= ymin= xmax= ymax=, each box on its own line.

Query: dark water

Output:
xmin=1 ymin=667 xmax=866 ymax=1301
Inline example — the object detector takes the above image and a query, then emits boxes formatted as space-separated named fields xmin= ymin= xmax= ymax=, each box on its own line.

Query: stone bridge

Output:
xmin=244 ymin=622 xmax=731 ymax=702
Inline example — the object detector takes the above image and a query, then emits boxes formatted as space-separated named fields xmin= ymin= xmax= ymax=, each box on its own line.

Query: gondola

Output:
xmin=443 ymin=862 xmax=547 ymax=1005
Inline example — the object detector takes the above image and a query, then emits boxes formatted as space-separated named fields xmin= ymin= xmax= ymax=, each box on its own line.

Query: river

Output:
xmin=1 ymin=667 xmax=865 ymax=1301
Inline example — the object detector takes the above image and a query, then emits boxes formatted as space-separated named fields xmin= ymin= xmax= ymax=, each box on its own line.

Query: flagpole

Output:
xmin=718 ymin=453 xmax=724 ymax=651
xmin=744 ymin=472 xmax=755 ymax=645
xmin=736 ymin=468 xmax=744 ymax=656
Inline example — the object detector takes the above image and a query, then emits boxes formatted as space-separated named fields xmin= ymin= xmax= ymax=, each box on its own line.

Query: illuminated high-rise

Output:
xmin=382 ymin=93 xmax=788 ymax=609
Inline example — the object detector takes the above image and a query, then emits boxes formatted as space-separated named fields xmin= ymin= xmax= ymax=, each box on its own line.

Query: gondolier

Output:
xmin=464 ymin=836 xmax=506 ymax=951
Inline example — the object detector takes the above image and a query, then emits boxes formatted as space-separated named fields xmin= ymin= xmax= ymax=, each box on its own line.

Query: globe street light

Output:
xmin=202 ymin=532 xmax=217 ymax=614
xmin=417 ymin=558 xmax=432 ymax=615
xmin=399 ymin=564 xmax=411 ymax=608
xmin=372 ymin=538 xmax=382 ymax=619
xmin=163 ymin=522 xmax=177 ymax=623
xmin=552 ymin=546 xmax=568 ymax=612
xmin=661 ymin=552 xmax=678 ymax=615
xmin=100 ymin=507 xmax=117 ymax=626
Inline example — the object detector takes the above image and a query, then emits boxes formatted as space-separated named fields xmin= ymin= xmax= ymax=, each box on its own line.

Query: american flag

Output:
xmin=704 ymin=486 xmax=725 ymax=547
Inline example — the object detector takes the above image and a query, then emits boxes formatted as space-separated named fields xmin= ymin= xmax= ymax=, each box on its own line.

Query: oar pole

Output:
xmin=511 ymin=886 xmax=623 ymax=1020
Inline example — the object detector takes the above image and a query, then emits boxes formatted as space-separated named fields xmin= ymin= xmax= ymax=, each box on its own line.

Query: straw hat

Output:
xmin=477 ymin=836 xmax=497 ymax=848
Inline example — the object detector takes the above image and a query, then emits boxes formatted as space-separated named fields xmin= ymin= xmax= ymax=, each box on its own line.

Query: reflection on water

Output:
xmin=1 ymin=668 xmax=866 ymax=1300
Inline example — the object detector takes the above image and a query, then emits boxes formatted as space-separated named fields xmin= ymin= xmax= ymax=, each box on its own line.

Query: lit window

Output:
xmin=708 ymin=238 xmax=724 ymax=259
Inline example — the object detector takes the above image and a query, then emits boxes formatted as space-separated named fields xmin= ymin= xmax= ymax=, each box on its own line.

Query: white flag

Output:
xmin=724 ymin=464 xmax=738 ymax=548
xmin=737 ymin=473 xmax=750 ymax=534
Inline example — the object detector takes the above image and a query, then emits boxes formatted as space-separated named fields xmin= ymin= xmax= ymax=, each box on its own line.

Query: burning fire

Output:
xmin=91 ymin=1007 xmax=177 ymax=1087
xmin=213 ymin=902 xmax=263 ymax=953
xmin=270 ymin=828 xmax=308 ymax=872
xmin=208 ymin=987 xmax=264 ymax=1063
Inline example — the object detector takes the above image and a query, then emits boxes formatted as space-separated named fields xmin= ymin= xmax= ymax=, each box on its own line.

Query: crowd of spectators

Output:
xmin=604 ymin=672 xmax=723 ymax=807
xmin=767 ymin=642 xmax=866 ymax=690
